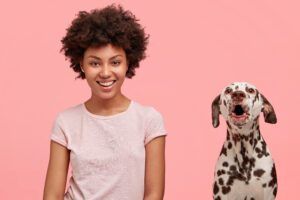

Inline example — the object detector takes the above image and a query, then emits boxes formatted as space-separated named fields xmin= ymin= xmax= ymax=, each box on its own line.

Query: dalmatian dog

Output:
xmin=211 ymin=82 xmax=278 ymax=200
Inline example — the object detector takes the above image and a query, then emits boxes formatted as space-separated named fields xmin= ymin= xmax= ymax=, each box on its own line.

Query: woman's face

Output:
xmin=81 ymin=44 xmax=128 ymax=101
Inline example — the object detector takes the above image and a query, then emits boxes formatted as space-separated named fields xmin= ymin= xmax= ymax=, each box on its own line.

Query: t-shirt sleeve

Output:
xmin=50 ymin=114 xmax=69 ymax=148
xmin=144 ymin=108 xmax=167 ymax=145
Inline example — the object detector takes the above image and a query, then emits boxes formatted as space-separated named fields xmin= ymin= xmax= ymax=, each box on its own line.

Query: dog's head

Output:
xmin=212 ymin=82 xmax=277 ymax=128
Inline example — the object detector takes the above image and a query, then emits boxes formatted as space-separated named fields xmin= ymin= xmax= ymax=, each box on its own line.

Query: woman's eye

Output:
xmin=111 ymin=60 xmax=121 ymax=66
xmin=90 ymin=62 xmax=100 ymax=67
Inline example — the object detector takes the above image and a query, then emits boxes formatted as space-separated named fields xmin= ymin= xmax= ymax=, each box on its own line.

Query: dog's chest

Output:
xmin=219 ymin=130 xmax=272 ymax=175
xmin=214 ymin=129 xmax=277 ymax=198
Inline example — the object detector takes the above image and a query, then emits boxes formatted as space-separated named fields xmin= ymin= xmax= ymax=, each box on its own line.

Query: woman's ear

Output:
xmin=260 ymin=93 xmax=277 ymax=124
xmin=79 ymin=60 xmax=84 ymax=73
xmin=212 ymin=95 xmax=221 ymax=128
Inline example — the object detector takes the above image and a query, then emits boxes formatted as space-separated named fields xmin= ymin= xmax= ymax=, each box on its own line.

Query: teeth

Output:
xmin=97 ymin=81 xmax=115 ymax=87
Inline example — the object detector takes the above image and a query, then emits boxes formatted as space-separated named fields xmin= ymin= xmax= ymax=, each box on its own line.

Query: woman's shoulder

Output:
xmin=131 ymin=101 xmax=163 ymax=119
xmin=54 ymin=103 xmax=83 ymax=121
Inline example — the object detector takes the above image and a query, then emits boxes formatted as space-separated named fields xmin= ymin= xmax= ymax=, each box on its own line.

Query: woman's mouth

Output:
xmin=96 ymin=80 xmax=116 ymax=88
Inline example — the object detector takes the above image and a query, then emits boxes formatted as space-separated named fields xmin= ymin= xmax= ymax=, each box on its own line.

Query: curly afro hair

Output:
xmin=61 ymin=4 xmax=149 ymax=79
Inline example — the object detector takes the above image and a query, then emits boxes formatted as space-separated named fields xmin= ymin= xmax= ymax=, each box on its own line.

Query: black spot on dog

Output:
xmin=223 ymin=162 xmax=229 ymax=167
xmin=213 ymin=181 xmax=219 ymax=194
xmin=254 ymin=139 xmax=258 ymax=147
xmin=228 ymin=142 xmax=232 ymax=149
xmin=268 ymin=164 xmax=277 ymax=188
xmin=240 ymin=142 xmax=246 ymax=154
xmin=273 ymin=186 xmax=277 ymax=196
xmin=223 ymin=100 xmax=227 ymax=107
xmin=230 ymin=165 xmax=237 ymax=171
xmin=218 ymin=178 xmax=224 ymax=185
xmin=222 ymin=186 xmax=231 ymax=194
xmin=253 ymin=89 xmax=259 ymax=102
xmin=254 ymin=169 xmax=265 ymax=177
xmin=217 ymin=169 xmax=226 ymax=177
xmin=226 ymin=121 xmax=232 ymax=130
xmin=262 ymin=183 xmax=267 ymax=187
xmin=261 ymin=140 xmax=270 ymax=157
xmin=255 ymin=147 xmax=261 ymax=153
xmin=232 ymin=134 xmax=240 ymax=145
xmin=226 ymin=176 xmax=234 ymax=186
xmin=257 ymin=154 xmax=263 ymax=158
xmin=220 ymin=146 xmax=227 ymax=157
xmin=217 ymin=170 xmax=222 ymax=176
xmin=257 ymin=133 xmax=261 ymax=141
xmin=234 ymin=155 xmax=238 ymax=164
xmin=226 ymin=130 xmax=230 ymax=140
xmin=249 ymin=132 xmax=254 ymax=145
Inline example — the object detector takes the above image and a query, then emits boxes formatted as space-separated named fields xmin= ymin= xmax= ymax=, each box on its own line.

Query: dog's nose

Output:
xmin=232 ymin=91 xmax=246 ymax=101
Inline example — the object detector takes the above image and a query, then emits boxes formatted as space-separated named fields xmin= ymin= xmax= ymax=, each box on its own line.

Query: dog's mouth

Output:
xmin=229 ymin=104 xmax=249 ymax=124
xmin=233 ymin=105 xmax=245 ymax=115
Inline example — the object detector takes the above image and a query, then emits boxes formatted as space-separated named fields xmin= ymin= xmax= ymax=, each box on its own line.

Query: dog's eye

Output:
xmin=225 ymin=88 xmax=232 ymax=94
xmin=248 ymin=88 xmax=255 ymax=94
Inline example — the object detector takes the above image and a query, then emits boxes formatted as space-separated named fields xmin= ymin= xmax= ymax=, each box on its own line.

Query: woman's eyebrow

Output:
xmin=87 ymin=54 xmax=123 ymax=60
xmin=87 ymin=55 xmax=101 ymax=60
xmin=109 ymin=55 xmax=123 ymax=60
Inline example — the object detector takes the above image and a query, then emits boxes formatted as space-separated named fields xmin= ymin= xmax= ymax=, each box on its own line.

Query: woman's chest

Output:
xmin=68 ymin=119 xmax=146 ymax=176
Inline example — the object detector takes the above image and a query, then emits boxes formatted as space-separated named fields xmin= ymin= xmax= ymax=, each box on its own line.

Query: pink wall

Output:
xmin=0 ymin=0 xmax=299 ymax=199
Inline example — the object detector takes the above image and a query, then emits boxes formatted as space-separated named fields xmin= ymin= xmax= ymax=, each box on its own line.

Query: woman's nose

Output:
xmin=99 ymin=64 xmax=111 ymax=78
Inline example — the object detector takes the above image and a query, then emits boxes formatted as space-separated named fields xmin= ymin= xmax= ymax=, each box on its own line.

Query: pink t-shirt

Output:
xmin=50 ymin=101 xmax=167 ymax=200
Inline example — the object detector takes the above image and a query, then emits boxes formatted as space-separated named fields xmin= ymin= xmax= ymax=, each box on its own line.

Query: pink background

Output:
xmin=0 ymin=0 xmax=299 ymax=199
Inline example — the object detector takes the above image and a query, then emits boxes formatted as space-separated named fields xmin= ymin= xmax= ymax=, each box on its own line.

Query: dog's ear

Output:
xmin=260 ymin=93 xmax=277 ymax=124
xmin=212 ymin=95 xmax=221 ymax=128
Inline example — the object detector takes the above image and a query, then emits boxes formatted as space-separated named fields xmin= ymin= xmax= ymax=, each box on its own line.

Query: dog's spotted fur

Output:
xmin=212 ymin=82 xmax=278 ymax=200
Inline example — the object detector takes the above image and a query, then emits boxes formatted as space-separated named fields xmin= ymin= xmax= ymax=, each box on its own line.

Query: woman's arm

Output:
xmin=43 ymin=141 xmax=70 ymax=200
xmin=144 ymin=136 xmax=166 ymax=200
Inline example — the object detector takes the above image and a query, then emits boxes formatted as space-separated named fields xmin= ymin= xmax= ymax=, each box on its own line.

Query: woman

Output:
xmin=43 ymin=4 xmax=167 ymax=200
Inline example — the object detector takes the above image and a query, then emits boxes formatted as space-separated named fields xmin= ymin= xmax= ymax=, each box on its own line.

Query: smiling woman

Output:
xmin=82 ymin=45 xmax=128 ymax=102
xmin=43 ymin=4 xmax=167 ymax=200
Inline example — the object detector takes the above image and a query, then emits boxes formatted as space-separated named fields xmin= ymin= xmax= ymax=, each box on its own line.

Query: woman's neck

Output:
xmin=85 ymin=94 xmax=131 ymax=116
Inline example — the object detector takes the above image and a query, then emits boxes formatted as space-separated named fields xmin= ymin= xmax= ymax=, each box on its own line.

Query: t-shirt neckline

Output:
xmin=82 ymin=100 xmax=134 ymax=119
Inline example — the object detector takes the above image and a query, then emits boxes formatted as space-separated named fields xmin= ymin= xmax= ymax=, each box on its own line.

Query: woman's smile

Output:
xmin=96 ymin=80 xmax=116 ymax=86
xmin=96 ymin=80 xmax=117 ymax=91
